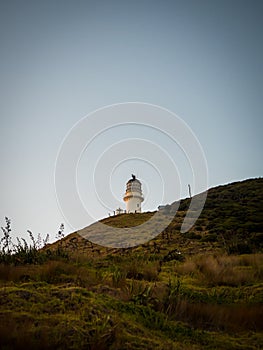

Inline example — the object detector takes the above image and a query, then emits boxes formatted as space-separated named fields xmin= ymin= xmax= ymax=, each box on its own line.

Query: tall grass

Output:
xmin=175 ymin=254 xmax=263 ymax=286
xmin=0 ymin=217 xmax=68 ymax=265
xmin=171 ymin=299 xmax=263 ymax=331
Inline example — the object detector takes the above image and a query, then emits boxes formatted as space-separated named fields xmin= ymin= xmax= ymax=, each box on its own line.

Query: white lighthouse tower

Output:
xmin=123 ymin=174 xmax=144 ymax=213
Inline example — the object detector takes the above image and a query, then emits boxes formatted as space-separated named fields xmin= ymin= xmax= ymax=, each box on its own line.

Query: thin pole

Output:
xmin=188 ymin=184 xmax=192 ymax=198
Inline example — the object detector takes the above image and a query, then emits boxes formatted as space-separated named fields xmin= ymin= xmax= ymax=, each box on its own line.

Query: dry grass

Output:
xmin=174 ymin=300 xmax=263 ymax=331
xmin=0 ymin=251 xmax=263 ymax=349
xmin=175 ymin=254 xmax=263 ymax=286
xmin=0 ymin=264 xmax=39 ymax=283
xmin=0 ymin=261 xmax=103 ymax=288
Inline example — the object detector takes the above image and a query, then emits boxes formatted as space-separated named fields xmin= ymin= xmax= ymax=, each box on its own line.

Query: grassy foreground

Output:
xmin=0 ymin=178 xmax=262 ymax=349
xmin=0 ymin=249 xmax=262 ymax=349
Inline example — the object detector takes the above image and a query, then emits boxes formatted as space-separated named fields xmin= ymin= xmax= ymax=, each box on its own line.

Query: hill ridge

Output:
xmin=48 ymin=177 xmax=263 ymax=256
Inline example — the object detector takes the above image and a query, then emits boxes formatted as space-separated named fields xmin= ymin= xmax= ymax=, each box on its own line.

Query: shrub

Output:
xmin=200 ymin=233 xmax=217 ymax=242
xmin=162 ymin=249 xmax=185 ymax=263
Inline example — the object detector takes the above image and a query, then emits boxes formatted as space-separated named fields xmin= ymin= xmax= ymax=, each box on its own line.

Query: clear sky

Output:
xmin=0 ymin=0 xmax=262 ymax=242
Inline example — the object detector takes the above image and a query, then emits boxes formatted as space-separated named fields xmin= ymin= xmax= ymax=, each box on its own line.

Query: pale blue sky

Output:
xmin=0 ymin=0 xmax=262 ymax=242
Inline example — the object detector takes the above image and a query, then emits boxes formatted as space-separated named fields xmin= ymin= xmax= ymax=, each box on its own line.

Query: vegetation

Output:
xmin=0 ymin=178 xmax=262 ymax=349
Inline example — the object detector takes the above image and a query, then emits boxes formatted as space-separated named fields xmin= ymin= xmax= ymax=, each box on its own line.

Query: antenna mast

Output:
xmin=188 ymin=184 xmax=192 ymax=198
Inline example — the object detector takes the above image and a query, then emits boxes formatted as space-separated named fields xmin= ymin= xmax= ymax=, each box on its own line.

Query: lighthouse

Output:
xmin=123 ymin=174 xmax=144 ymax=213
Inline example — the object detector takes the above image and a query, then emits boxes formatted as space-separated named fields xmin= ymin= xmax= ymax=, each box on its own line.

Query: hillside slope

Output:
xmin=53 ymin=177 xmax=263 ymax=255
xmin=1 ymin=178 xmax=262 ymax=349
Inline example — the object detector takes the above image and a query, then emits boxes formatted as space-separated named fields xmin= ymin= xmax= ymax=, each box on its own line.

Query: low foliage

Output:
xmin=0 ymin=178 xmax=262 ymax=349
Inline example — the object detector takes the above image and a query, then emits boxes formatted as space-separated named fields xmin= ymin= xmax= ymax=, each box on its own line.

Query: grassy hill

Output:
xmin=51 ymin=177 xmax=263 ymax=255
xmin=0 ymin=178 xmax=262 ymax=349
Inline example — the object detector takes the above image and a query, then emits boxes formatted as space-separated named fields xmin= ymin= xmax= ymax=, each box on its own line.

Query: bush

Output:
xmin=200 ymin=234 xmax=218 ymax=242
xmin=185 ymin=232 xmax=202 ymax=240
xmin=162 ymin=249 xmax=185 ymax=263
xmin=0 ymin=217 xmax=68 ymax=265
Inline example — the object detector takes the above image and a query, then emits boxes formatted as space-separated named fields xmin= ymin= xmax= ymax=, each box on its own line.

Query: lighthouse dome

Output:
xmin=127 ymin=174 xmax=141 ymax=184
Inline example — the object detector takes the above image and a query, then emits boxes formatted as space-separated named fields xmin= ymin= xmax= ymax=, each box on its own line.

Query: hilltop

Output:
xmin=0 ymin=177 xmax=262 ymax=349
xmin=50 ymin=177 xmax=263 ymax=256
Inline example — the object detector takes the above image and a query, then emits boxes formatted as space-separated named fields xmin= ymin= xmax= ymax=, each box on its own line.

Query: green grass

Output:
xmin=0 ymin=250 xmax=262 ymax=349
xmin=0 ymin=178 xmax=263 ymax=349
